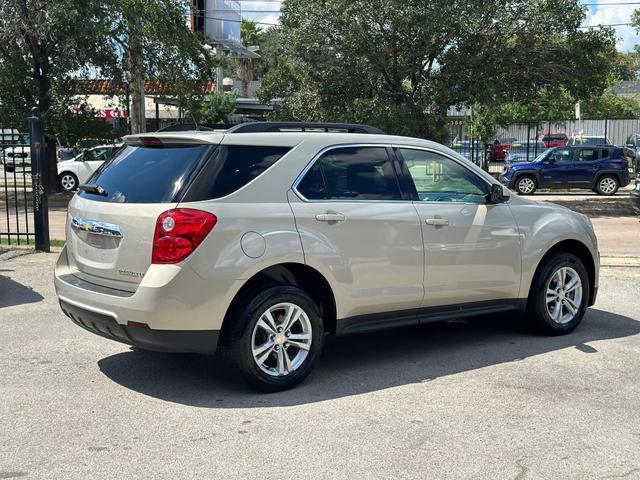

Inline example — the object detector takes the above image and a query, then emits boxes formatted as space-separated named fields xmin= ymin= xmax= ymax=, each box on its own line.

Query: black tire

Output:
xmin=525 ymin=252 xmax=590 ymax=335
xmin=515 ymin=175 xmax=537 ymax=195
xmin=59 ymin=172 xmax=78 ymax=191
xmin=594 ymin=175 xmax=619 ymax=195
xmin=224 ymin=285 xmax=324 ymax=392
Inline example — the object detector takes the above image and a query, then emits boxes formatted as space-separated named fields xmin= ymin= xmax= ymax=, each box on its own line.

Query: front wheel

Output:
xmin=595 ymin=175 xmax=619 ymax=195
xmin=515 ymin=175 xmax=537 ymax=195
xmin=225 ymin=286 xmax=324 ymax=392
xmin=59 ymin=172 xmax=78 ymax=191
xmin=525 ymin=252 xmax=590 ymax=335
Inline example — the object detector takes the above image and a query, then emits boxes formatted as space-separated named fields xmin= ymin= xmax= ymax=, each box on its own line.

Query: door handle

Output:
xmin=315 ymin=212 xmax=345 ymax=223
xmin=425 ymin=218 xmax=449 ymax=226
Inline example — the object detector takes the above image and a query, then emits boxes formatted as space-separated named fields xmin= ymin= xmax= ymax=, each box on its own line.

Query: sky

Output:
xmin=241 ymin=0 xmax=639 ymax=52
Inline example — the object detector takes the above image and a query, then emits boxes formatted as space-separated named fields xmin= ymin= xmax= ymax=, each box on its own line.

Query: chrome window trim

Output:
xmin=292 ymin=143 xmax=503 ymax=206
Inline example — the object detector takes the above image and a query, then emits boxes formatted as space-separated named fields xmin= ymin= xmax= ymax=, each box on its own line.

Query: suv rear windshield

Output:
xmin=79 ymin=144 xmax=211 ymax=203
xmin=79 ymin=143 xmax=291 ymax=203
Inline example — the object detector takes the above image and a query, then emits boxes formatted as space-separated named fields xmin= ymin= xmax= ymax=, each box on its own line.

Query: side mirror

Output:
xmin=488 ymin=184 xmax=509 ymax=204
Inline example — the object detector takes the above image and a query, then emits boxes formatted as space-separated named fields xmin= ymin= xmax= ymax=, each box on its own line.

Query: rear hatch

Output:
xmin=65 ymin=136 xmax=219 ymax=291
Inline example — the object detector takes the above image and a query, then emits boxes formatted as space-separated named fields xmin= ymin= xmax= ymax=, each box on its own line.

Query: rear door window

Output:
xmin=79 ymin=144 xmax=212 ymax=203
xmin=578 ymin=149 xmax=598 ymax=161
xmin=297 ymin=146 xmax=401 ymax=201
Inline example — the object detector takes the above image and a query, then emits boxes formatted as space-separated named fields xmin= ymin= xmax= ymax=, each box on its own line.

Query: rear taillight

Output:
xmin=152 ymin=209 xmax=217 ymax=264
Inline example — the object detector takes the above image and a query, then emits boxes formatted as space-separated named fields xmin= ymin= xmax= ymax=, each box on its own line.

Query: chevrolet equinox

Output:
xmin=54 ymin=122 xmax=599 ymax=391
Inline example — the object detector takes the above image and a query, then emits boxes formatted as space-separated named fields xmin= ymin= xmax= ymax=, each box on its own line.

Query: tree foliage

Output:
xmin=185 ymin=91 xmax=238 ymax=124
xmin=259 ymin=0 xmax=618 ymax=141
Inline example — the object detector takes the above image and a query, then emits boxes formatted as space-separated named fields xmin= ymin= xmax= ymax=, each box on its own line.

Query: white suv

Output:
xmin=54 ymin=122 xmax=599 ymax=391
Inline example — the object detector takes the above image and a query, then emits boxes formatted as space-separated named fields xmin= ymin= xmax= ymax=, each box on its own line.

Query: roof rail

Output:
xmin=156 ymin=123 xmax=235 ymax=132
xmin=225 ymin=122 xmax=384 ymax=134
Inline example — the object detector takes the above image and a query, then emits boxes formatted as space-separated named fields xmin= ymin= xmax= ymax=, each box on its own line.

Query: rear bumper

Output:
xmin=59 ymin=300 xmax=219 ymax=353
xmin=54 ymin=246 xmax=244 ymax=352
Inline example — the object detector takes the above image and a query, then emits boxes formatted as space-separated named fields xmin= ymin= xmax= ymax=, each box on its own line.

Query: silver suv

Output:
xmin=54 ymin=122 xmax=599 ymax=391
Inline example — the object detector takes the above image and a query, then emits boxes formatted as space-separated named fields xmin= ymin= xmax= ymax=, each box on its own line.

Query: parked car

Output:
xmin=568 ymin=134 xmax=612 ymax=146
xmin=505 ymin=139 xmax=548 ymax=163
xmin=57 ymin=144 xmax=123 ymax=191
xmin=55 ymin=122 xmax=600 ymax=392
xmin=499 ymin=145 xmax=630 ymax=195
xmin=625 ymin=133 xmax=640 ymax=171
xmin=538 ymin=132 xmax=568 ymax=148
xmin=1 ymin=132 xmax=31 ymax=172
xmin=2 ymin=145 xmax=31 ymax=172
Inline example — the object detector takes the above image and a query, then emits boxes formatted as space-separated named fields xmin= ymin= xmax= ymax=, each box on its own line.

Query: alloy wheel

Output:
xmin=60 ymin=174 xmax=77 ymax=191
xmin=517 ymin=177 xmax=535 ymax=194
xmin=598 ymin=177 xmax=617 ymax=194
xmin=545 ymin=266 xmax=583 ymax=325
xmin=251 ymin=302 xmax=313 ymax=377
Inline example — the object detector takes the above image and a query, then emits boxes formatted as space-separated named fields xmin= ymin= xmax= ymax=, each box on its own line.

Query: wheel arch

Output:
xmin=591 ymin=170 xmax=623 ymax=188
xmin=529 ymin=239 xmax=597 ymax=306
xmin=219 ymin=262 xmax=337 ymax=345
xmin=512 ymin=170 xmax=541 ymax=186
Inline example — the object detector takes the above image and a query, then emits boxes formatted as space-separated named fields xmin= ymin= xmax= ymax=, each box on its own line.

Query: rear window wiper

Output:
xmin=78 ymin=184 xmax=108 ymax=196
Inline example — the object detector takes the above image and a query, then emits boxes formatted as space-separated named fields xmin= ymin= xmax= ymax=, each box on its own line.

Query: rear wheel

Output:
xmin=515 ymin=175 xmax=537 ymax=195
xmin=525 ymin=252 xmax=589 ymax=335
xmin=59 ymin=172 xmax=78 ymax=191
xmin=225 ymin=285 xmax=324 ymax=392
xmin=595 ymin=175 xmax=618 ymax=195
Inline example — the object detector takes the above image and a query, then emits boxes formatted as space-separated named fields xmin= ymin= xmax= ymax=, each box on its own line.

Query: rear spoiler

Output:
xmin=123 ymin=134 xmax=221 ymax=147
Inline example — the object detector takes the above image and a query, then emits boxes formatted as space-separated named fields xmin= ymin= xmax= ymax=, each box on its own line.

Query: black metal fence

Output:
xmin=0 ymin=127 xmax=33 ymax=245
xmin=447 ymin=118 xmax=640 ymax=176
xmin=1 ymin=110 xmax=49 ymax=250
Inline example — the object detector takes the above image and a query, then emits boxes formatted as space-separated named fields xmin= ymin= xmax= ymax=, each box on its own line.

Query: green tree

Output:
xmin=259 ymin=0 xmax=617 ymax=142
xmin=0 ymin=0 xmax=118 ymax=189
xmin=102 ymin=0 xmax=216 ymax=133
xmin=200 ymin=91 xmax=238 ymax=124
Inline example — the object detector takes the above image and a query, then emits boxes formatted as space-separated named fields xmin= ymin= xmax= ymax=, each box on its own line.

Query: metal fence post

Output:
xmin=28 ymin=107 xmax=49 ymax=252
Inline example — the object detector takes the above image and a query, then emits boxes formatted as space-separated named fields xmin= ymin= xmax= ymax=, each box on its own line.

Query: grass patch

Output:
xmin=0 ymin=237 xmax=65 ymax=248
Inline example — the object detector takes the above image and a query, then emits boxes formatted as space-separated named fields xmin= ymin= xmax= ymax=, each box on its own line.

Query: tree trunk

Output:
xmin=128 ymin=19 xmax=146 ymax=134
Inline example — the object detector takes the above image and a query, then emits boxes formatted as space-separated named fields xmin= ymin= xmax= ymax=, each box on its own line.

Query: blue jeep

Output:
xmin=499 ymin=145 xmax=630 ymax=195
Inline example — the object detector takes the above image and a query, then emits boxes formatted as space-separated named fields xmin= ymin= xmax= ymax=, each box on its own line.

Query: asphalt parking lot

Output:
xmin=1 ymin=245 xmax=640 ymax=479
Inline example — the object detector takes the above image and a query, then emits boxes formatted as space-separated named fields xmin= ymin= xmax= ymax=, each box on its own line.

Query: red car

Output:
xmin=538 ymin=132 xmax=568 ymax=148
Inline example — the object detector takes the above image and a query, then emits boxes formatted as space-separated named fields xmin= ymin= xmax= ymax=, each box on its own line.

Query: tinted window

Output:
xmin=578 ymin=149 xmax=598 ymax=161
xmin=550 ymin=149 xmax=575 ymax=163
xmin=600 ymin=148 xmax=610 ymax=159
xmin=307 ymin=147 xmax=400 ymax=200
xmin=184 ymin=145 xmax=290 ymax=201
xmin=400 ymin=148 xmax=487 ymax=203
xmin=83 ymin=147 xmax=110 ymax=161
xmin=80 ymin=145 xmax=210 ymax=203
xmin=297 ymin=162 xmax=327 ymax=200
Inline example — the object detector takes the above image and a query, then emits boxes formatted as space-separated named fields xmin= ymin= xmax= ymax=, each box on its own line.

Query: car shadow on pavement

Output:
xmin=0 ymin=273 xmax=44 ymax=308
xmin=97 ymin=308 xmax=640 ymax=407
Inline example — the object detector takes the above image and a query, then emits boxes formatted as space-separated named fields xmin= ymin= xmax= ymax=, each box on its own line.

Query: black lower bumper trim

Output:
xmin=59 ymin=300 xmax=219 ymax=354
